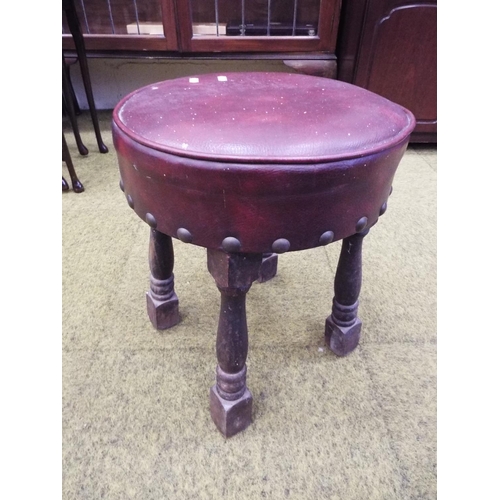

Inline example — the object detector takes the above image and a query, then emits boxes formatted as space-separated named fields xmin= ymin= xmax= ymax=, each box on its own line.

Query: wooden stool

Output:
xmin=112 ymin=72 xmax=415 ymax=437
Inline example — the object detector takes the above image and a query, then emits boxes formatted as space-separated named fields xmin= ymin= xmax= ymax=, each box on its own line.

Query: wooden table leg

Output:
xmin=62 ymin=132 xmax=84 ymax=193
xmin=257 ymin=253 xmax=278 ymax=283
xmin=146 ymin=229 xmax=180 ymax=330
xmin=64 ymin=0 xmax=108 ymax=154
xmin=207 ymin=249 xmax=262 ymax=437
xmin=62 ymin=55 xmax=88 ymax=157
xmin=63 ymin=57 xmax=81 ymax=115
xmin=325 ymin=229 xmax=369 ymax=356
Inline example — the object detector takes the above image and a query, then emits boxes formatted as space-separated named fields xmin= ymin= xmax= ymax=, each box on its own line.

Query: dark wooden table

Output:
xmin=112 ymin=72 xmax=415 ymax=437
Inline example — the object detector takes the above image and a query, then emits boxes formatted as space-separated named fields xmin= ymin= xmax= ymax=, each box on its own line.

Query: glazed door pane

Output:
xmin=62 ymin=0 xmax=164 ymax=36
xmin=190 ymin=0 xmax=320 ymax=37
xmin=62 ymin=0 xmax=339 ymax=53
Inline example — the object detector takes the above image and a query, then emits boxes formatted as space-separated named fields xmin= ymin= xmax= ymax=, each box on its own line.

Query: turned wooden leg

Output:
xmin=325 ymin=229 xmax=369 ymax=356
xmin=146 ymin=229 xmax=180 ymax=330
xmin=207 ymin=249 xmax=262 ymax=437
xmin=257 ymin=253 xmax=278 ymax=283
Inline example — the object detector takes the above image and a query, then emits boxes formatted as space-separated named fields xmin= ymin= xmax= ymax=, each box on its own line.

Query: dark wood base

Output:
xmin=146 ymin=275 xmax=180 ymax=330
xmin=207 ymin=250 xmax=261 ymax=437
xmin=146 ymin=230 xmax=179 ymax=330
xmin=325 ymin=314 xmax=362 ymax=356
xmin=210 ymin=385 xmax=253 ymax=438
xmin=324 ymin=231 xmax=368 ymax=356
xmin=257 ymin=253 xmax=278 ymax=283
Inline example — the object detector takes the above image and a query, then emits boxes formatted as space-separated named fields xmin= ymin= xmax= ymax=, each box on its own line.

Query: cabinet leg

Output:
xmin=146 ymin=229 xmax=180 ymax=330
xmin=207 ymin=249 xmax=262 ymax=437
xmin=325 ymin=230 xmax=369 ymax=356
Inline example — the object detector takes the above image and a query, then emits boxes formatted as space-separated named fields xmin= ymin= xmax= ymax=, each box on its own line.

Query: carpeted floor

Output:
xmin=62 ymin=110 xmax=436 ymax=499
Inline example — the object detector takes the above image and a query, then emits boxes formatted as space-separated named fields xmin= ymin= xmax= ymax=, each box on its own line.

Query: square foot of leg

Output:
xmin=146 ymin=292 xmax=180 ymax=330
xmin=257 ymin=253 xmax=278 ymax=283
xmin=210 ymin=386 xmax=253 ymax=438
xmin=325 ymin=316 xmax=362 ymax=356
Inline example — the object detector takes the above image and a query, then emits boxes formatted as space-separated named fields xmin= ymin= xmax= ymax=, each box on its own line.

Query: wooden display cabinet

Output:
xmin=62 ymin=0 xmax=436 ymax=142
xmin=62 ymin=0 xmax=341 ymax=54
xmin=177 ymin=0 xmax=339 ymax=53
xmin=62 ymin=0 xmax=178 ymax=51
xmin=336 ymin=0 xmax=437 ymax=142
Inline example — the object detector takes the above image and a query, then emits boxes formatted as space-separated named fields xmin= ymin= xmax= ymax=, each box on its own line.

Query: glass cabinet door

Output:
xmin=62 ymin=0 xmax=178 ymax=51
xmin=176 ymin=0 xmax=340 ymax=52
xmin=62 ymin=0 xmax=340 ymax=54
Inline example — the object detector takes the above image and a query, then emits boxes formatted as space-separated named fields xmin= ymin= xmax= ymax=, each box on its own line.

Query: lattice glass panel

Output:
xmin=62 ymin=0 xmax=164 ymax=36
xmin=190 ymin=0 xmax=320 ymax=37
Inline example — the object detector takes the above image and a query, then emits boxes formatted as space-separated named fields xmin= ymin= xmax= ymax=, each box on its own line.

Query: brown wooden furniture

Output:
xmin=336 ymin=0 xmax=437 ymax=142
xmin=62 ymin=0 xmax=341 ymax=77
xmin=62 ymin=132 xmax=84 ymax=193
xmin=62 ymin=0 xmax=108 ymax=154
xmin=62 ymin=1 xmax=436 ymax=142
xmin=112 ymin=72 xmax=415 ymax=437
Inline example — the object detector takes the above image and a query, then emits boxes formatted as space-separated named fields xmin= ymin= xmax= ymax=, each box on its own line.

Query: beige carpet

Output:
xmin=63 ymin=110 xmax=436 ymax=499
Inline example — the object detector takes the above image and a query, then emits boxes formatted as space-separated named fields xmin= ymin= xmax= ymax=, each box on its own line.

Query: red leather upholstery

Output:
xmin=112 ymin=73 xmax=415 ymax=253
xmin=113 ymin=72 xmax=415 ymax=164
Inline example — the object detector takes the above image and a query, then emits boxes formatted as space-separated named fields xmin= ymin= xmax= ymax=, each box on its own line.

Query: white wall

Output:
xmin=69 ymin=58 xmax=297 ymax=110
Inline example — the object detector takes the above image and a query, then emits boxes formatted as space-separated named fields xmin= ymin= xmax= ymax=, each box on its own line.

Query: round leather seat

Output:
xmin=113 ymin=72 xmax=415 ymax=253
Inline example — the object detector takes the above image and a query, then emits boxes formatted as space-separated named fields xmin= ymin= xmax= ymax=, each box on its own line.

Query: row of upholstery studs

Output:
xmin=121 ymin=179 xmax=389 ymax=254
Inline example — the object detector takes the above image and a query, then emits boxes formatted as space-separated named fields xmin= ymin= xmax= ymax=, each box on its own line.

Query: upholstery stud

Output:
xmin=222 ymin=237 xmax=242 ymax=253
xmin=319 ymin=231 xmax=335 ymax=246
xmin=146 ymin=213 xmax=157 ymax=228
xmin=272 ymin=238 xmax=291 ymax=254
xmin=356 ymin=217 xmax=368 ymax=233
xmin=177 ymin=228 xmax=193 ymax=243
